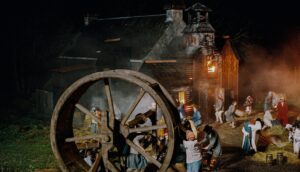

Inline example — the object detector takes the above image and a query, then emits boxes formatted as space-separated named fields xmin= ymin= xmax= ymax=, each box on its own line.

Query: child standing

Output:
xmin=183 ymin=130 xmax=202 ymax=172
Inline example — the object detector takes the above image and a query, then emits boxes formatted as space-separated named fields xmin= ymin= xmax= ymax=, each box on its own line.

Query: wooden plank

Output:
xmin=104 ymin=79 xmax=115 ymax=129
xmin=65 ymin=135 xmax=102 ymax=142
xmin=145 ymin=60 xmax=177 ymax=64
xmin=104 ymin=38 xmax=121 ymax=42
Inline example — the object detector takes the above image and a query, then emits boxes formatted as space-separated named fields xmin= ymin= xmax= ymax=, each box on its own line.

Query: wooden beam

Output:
xmin=145 ymin=60 xmax=177 ymax=64
xmin=130 ymin=59 xmax=144 ymax=63
xmin=65 ymin=135 xmax=102 ymax=142
xmin=104 ymin=38 xmax=121 ymax=43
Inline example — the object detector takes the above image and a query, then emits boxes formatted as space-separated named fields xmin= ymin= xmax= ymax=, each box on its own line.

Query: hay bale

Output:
xmin=252 ymin=125 xmax=300 ymax=164
xmin=261 ymin=125 xmax=289 ymax=142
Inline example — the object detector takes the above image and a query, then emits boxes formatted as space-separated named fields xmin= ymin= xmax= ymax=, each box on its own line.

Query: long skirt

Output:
xmin=242 ymin=134 xmax=251 ymax=154
xmin=127 ymin=154 xmax=147 ymax=170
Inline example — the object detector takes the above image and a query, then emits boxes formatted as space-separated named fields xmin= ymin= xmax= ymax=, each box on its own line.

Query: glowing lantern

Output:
xmin=208 ymin=65 xmax=216 ymax=73
xmin=207 ymin=57 xmax=216 ymax=73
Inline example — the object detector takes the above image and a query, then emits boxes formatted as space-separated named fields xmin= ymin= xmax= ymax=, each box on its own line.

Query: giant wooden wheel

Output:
xmin=50 ymin=70 xmax=181 ymax=172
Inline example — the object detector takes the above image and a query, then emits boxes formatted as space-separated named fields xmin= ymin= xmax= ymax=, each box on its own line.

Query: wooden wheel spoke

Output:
xmin=101 ymin=146 xmax=119 ymax=172
xmin=75 ymin=104 xmax=101 ymax=124
xmin=129 ymin=124 xmax=167 ymax=133
xmin=106 ymin=160 xmax=119 ymax=172
xmin=126 ymin=139 xmax=161 ymax=168
xmin=65 ymin=135 xmax=102 ymax=142
xmin=121 ymin=89 xmax=146 ymax=125
xmin=104 ymin=78 xmax=115 ymax=128
xmin=51 ymin=70 xmax=176 ymax=172
xmin=89 ymin=152 xmax=102 ymax=172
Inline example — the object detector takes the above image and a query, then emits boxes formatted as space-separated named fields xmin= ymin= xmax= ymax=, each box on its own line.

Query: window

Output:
xmin=178 ymin=91 xmax=186 ymax=104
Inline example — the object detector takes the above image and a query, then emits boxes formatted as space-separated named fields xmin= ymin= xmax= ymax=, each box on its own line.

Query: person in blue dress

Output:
xmin=192 ymin=104 xmax=202 ymax=128
xmin=242 ymin=120 xmax=252 ymax=155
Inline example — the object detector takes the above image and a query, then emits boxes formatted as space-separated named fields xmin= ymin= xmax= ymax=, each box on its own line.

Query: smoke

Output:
xmin=239 ymin=30 xmax=300 ymax=107
xmin=83 ymin=79 xmax=161 ymax=120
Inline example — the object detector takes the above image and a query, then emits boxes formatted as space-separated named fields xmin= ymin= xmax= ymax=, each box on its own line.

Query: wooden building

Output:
xmin=221 ymin=40 xmax=239 ymax=108
xmin=42 ymin=1 xmax=240 ymax=121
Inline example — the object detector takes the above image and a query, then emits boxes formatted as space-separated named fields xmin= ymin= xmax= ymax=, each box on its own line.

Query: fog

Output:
xmin=81 ymin=79 xmax=162 ymax=120
xmin=239 ymin=31 xmax=300 ymax=107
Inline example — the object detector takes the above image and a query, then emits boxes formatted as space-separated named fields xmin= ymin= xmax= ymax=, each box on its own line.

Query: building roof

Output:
xmin=185 ymin=2 xmax=212 ymax=12
xmin=60 ymin=15 xmax=168 ymax=70
xmin=49 ymin=7 xmax=215 ymax=91
xmin=215 ymin=38 xmax=245 ymax=61
xmin=140 ymin=34 xmax=195 ymax=90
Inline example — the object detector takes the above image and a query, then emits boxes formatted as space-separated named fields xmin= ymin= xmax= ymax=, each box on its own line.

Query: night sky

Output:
xmin=2 ymin=0 xmax=300 ymax=106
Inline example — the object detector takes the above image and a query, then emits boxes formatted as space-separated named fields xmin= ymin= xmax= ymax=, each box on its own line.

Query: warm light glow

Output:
xmin=207 ymin=59 xmax=216 ymax=73
xmin=178 ymin=91 xmax=186 ymax=104
xmin=208 ymin=65 xmax=216 ymax=73
xmin=207 ymin=60 xmax=212 ymax=65
xmin=189 ymin=77 xmax=193 ymax=80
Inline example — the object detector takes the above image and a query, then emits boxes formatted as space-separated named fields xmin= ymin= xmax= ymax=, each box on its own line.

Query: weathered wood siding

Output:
xmin=222 ymin=40 xmax=239 ymax=104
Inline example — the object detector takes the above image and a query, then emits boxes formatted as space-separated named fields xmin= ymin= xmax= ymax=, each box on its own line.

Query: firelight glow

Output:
xmin=208 ymin=65 xmax=216 ymax=73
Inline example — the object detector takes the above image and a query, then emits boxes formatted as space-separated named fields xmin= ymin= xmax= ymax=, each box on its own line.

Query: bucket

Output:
xmin=277 ymin=152 xmax=284 ymax=165
xmin=266 ymin=154 xmax=273 ymax=166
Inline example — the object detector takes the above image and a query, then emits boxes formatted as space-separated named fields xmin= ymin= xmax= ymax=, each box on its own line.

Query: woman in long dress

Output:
xmin=242 ymin=121 xmax=252 ymax=155
xmin=249 ymin=118 xmax=264 ymax=152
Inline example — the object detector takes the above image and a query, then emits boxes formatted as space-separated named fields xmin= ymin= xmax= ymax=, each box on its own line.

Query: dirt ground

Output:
xmin=206 ymin=110 xmax=300 ymax=172
xmin=35 ymin=110 xmax=300 ymax=172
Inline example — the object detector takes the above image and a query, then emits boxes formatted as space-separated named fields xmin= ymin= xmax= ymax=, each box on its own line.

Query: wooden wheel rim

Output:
xmin=50 ymin=70 xmax=176 ymax=172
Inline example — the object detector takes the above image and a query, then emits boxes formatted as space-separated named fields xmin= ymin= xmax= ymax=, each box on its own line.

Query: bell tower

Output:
xmin=183 ymin=2 xmax=215 ymax=50
xmin=184 ymin=2 xmax=219 ymax=121
xmin=164 ymin=0 xmax=185 ymax=23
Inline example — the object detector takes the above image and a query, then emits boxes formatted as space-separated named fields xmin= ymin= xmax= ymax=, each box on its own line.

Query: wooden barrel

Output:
xmin=266 ymin=154 xmax=273 ymax=166
xmin=277 ymin=152 xmax=284 ymax=165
